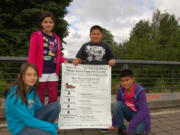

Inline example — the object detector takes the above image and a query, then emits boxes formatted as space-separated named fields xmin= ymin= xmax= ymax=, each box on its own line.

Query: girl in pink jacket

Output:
xmin=28 ymin=11 xmax=67 ymax=105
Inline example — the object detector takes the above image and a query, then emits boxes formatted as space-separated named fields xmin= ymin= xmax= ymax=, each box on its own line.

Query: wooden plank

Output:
xmin=0 ymin=128 xmax=11 ymax=135
xmin=65 ymin=129 xmax=84 ymax=135
xmin=81 ymin=129 xmax=100 ymax=135
xmin=82 ymin=129 xmax=117 ymax=135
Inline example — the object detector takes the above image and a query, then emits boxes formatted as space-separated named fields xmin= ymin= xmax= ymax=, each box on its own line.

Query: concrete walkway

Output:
xmin=1 ymin=108 xmax=180 ymax=135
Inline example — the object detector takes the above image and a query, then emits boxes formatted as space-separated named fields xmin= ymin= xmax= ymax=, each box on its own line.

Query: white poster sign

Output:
xmin=58 ymin=63 xmax=112 ymax=129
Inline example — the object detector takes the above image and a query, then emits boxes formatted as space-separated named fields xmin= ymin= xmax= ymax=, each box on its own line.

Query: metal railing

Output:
xmin=112 ymin=60 xmax=180 ymax=93
xmin=1 ymin=56 xmax=180 ymax=96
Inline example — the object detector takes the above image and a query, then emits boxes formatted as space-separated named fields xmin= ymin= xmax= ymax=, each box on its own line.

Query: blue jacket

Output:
xmin=5 ymin=85 xmax=57 ymax=135
xmin=113 ymin=83 xmax=151 ymax=135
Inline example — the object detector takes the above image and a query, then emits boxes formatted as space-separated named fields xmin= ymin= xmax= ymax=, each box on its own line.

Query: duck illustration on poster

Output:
xmin=65 ymin=83 xmax=76 ymax=89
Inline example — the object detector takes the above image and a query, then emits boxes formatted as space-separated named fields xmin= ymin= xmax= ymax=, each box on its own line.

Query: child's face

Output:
xmin=90 ymin=29 xmax=103 ymax=43
xmin=41 ymin=17 xmax=54 ymax=33
xmin=120 ymin=76 xmax=134 ymax=90
xmin=24 ymin=67 xmax=38 ymax=89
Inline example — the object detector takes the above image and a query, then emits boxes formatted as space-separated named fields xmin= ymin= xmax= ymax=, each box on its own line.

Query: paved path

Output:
xmin=1 ymin=109 xmax=180 ymax=135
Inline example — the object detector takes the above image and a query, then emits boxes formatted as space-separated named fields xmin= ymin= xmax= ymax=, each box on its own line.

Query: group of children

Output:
xmin=4 ymin=11 xmax=151 ymax=135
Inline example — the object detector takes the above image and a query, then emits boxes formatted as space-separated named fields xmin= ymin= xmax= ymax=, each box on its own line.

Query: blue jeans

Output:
xmin=114 ymin=101 xmax=146 ymax=134
xmin=17 ymin=102 xmax=61 ymax=135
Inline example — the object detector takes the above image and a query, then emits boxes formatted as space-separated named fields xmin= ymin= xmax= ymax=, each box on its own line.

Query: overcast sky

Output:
xmin=62 ymin=0 xmax=180 ymax=58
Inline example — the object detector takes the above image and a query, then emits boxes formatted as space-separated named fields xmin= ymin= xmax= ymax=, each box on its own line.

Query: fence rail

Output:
xmin=0 ymin=56 xmax=180 ymax=96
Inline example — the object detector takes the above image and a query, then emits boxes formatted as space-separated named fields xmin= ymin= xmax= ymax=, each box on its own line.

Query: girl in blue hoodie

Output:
xmin=5 ymin=62 xmax=60 ymax=135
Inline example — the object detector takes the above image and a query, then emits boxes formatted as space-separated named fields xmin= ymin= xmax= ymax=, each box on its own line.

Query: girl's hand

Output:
xmin=57 ymin=128 xmax=60 ymax=132
xmin=64 ymin=60 xmax=68 ymax=64
xmin=108 ymin=126 xmax=116 ymax=130
xmin=72 ymin=58 xmax=81 ymax=66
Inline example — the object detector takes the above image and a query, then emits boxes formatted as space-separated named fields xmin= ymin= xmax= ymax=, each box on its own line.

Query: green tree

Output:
xmin=151 ymin=10 xmax=180 ymax=61
xmin=102 ymin=28 xmax=124 ymax=59
xmin=123 ymin=9 xmax=180 ymax=61
xmin=0 ymin=0 xmax=72 ymax=56
xmin=120 ymin=10 xmax=180 ymax=89
xmin=125 ymin=20 xmax=157 ymax=60
xmin=152 ymin=10 xmax=179 ymax=46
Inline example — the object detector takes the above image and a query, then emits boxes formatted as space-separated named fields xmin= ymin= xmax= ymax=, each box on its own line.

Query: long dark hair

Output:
xmin=39 ymin=11 xmax=56 ymax=29
xmin=4 ymin=62 xmax=39 ymax=105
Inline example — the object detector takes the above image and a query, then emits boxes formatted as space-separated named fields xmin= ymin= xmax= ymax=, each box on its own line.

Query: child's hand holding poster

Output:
xmin=59 ymin=63 xmax=112 ymax=129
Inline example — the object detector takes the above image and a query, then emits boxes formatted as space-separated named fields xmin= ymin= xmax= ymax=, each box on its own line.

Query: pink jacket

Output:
xmin=28 ymin=30 xmax=66 ymax=77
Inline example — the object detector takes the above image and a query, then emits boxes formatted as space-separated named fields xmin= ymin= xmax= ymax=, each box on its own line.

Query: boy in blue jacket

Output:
xmin=111 ymin=69 xmax=151 ymax=135
xmin=5 ymin=62 xmax=60 ymax=135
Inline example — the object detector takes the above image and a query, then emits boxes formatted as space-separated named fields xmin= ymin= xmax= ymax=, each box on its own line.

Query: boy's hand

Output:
xmin=108 ymin=126 xmax=116 ymax=130
xmin=108 ymin=59 xmax=116 ymax=67
xmin=57 ymin=128 xmax=60 ymax=132
xmin=72 ymin=58 xmax=81 ymax=66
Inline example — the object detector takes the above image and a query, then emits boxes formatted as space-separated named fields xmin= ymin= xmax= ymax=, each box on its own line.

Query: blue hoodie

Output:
xmin=5 ymin=85 xmax=57 ymax=135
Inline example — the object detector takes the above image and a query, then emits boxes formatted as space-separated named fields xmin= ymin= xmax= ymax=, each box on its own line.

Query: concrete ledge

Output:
xmin=148 ymin=99 xmax=180 ymax=109
xmin=112 ymin=92 xmax=180 ymax=109
xmin=146 ymin=92 xmax=180 ymax=109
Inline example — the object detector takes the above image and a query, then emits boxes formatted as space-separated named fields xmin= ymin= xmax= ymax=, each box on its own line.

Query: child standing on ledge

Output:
xmin=72 ymin=25 xmax=115 ymax=66
xmin=28 ymin=11 xmax=67 ymax=105
xmin=72 ymin=25 xmax=116 ymax=133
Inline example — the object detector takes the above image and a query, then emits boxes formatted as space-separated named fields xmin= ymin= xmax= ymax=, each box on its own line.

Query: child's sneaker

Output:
xmin=117 ymin=128 xmax=126 ymax=135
